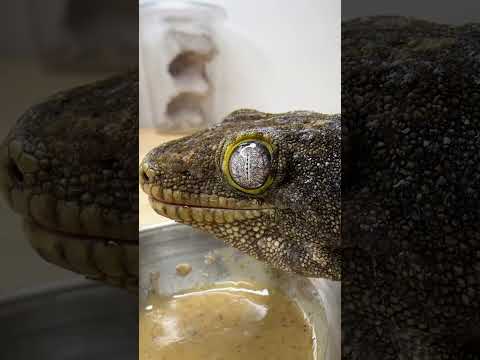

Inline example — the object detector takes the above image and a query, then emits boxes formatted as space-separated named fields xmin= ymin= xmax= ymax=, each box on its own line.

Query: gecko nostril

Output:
xmin=142 ymin=170 xmax=149 ymax=182
xmin=139 ymin=166 xmax=152 ymax=183
xmin=140 ymin=160 xmax=159 ymax=184
xmin=8 ymin=159 xmax=24 ymax=184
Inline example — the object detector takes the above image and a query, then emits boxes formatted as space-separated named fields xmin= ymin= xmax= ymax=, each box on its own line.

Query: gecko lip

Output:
xmin=142 ymin=183 xmax=274 ymax=224
xmin=142 ymin=183 xmax=272 ymax=210
xmin=5 ymin=190 xmax=136 ymax=242
xmin=148 ymin=197 xmax=274 ymax=224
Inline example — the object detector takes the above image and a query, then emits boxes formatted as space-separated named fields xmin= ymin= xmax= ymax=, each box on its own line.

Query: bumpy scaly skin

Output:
xmin=141 ymin=109 xmax=341 ymax=280
xmin=0 ymin=72 xmax=139 ymax=290
xmin=343 ymin=17 xmax=480 ymax=358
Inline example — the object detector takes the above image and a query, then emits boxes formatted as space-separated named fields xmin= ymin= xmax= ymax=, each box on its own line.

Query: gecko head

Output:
xmin=140 ymin=109 xmax=341 ymax=279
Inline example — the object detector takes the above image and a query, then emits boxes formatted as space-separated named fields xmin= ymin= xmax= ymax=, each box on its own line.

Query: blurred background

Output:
xmin=0 ymin=2 xmax=138 ymax=359
xmin=0 ymin=0 xmax=136 ymax=295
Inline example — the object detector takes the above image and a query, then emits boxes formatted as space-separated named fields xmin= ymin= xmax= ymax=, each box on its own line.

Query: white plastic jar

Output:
xmin=140 ymin=0 xmax=226 ymax=131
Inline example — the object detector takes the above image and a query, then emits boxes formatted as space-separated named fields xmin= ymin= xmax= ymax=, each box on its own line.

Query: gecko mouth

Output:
xmin=142 ymin=183 xmax=274 ymax=224
xmin=2 ymin=187 xmax=137 ymax=243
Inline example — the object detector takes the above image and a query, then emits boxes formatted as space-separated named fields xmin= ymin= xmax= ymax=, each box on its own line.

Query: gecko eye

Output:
xmin=230 ymin=141 xmax=271 ymax=188
xmin=222 ymin=138 xmax=275 ymax=194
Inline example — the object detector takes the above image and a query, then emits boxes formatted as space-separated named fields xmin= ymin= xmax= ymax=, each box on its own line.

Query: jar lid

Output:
xmin=140 ymin=0 xmax=226 ymax=24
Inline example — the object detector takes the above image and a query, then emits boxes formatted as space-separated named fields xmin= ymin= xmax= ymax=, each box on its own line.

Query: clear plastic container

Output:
xmin=140 ymin=223 xmax=340 ymax=360
xmin=139 ymin=1 xmax=226 ymax=131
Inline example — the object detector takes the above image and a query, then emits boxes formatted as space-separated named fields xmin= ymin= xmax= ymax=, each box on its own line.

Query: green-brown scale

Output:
xmin=140 ymin=109 xmax=341 ymax=280
xmin=343 ymin=16 xmax=480 ymax=359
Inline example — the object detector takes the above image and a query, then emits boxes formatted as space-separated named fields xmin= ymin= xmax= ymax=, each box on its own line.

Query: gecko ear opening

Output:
xmin=221 ymin=135 xmax=276 ymax=195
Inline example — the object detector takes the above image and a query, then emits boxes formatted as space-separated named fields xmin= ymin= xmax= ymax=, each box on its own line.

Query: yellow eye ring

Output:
xmin=222 ymin=136 xmax=275 ymax=195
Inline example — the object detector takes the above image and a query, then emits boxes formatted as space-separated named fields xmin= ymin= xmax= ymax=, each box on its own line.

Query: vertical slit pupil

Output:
xmin=229 ymin=141 xmax=271 ymax=190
